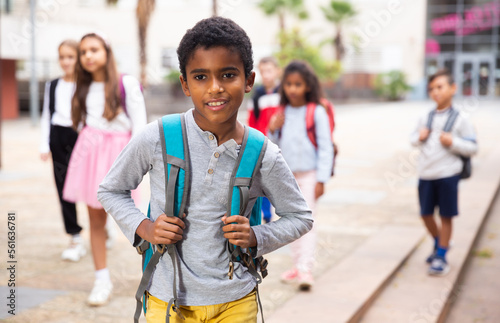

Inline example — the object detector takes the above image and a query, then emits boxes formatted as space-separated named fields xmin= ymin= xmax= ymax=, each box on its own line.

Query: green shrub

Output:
xmin=165 ymin=70 xmax=181 ymax=85
xmin=274 ymin=28 xmax=342 ymax=82
xmin=374 ymin=70 xmax=412 ymax=101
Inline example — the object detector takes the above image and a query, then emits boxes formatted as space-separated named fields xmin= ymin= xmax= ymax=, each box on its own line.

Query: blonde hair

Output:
xmin=58 ymin=39 xmax=78 ymax=53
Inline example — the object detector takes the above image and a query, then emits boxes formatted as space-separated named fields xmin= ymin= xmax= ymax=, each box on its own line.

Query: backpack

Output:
xmin=426 ymin=107 xmax=474 ymax=179
xmin=48 ymin=78 xmax=59 ymax=118
xmin=119 ymin=73 xmax=145 ymax=116
xmin=306 ymin=98 xmax=337 ymax=176
xmin=279 ymin=98 xmax=337 ymax=176
xmin=133 ymin=113 xmax=269 ymax=323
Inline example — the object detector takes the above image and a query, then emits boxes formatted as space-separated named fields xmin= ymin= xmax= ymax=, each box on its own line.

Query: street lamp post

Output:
xmin=29 ymin=0 xmax=39 ymax=125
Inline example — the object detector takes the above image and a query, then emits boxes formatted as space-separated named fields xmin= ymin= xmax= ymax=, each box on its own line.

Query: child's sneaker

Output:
xmin=87 ymin=279 xmax=113 ymax=306
xmin=298 ymin=271 xmax=314 ymax=291
xmin=61 ymin=236 xmax=86 ymax=262
xmin=426 ymin=250 xmax=437 ymax=264
xmin=280 ymin=268 xmax=299 ymax=283
xmin=428 ymin=242 xmax=453 ymax=263
xmin=428 ymin=257 xmax=450 ymax=276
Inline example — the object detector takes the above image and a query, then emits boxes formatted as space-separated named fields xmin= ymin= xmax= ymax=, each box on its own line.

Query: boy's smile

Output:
xmin=180 ymin=46 xmax=255 ymax=143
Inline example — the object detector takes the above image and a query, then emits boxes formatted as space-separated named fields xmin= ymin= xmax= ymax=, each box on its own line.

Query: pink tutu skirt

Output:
xmin=63 ymin=126 xmax=139 ymax=209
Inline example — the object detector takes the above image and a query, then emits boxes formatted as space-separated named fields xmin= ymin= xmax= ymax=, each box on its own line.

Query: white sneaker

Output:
xmin=105 ymin=215 xmax=116 ymax=250
xmin=61 ymin=236 xmax=86 ymax=262
xmin=428 ymin=257 xmax=450 ymax=276
xmin=87 ymin=279 xmax=113 ymax=306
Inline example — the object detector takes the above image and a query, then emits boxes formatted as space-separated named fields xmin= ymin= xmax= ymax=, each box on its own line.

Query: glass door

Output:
xmin=456 ymin=54 xmax=495 ymax=98
xmin=461 ymin=62 xmax=473 ymax=96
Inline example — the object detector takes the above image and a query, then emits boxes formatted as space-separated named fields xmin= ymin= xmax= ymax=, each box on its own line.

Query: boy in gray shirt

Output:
xmin=98 ymin=17 xmax=312 ymax=322
xmin=411 ymin=69 xmax=477 ymax=276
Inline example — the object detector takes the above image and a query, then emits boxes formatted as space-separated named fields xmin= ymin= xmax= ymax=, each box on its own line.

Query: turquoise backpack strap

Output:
xmin=227 ymin=127 xmax=267 ymax=218
xmin=226 ymin=126 xmax=268 ymax=322
xmin=134 ymin=113 xmax=189 ymax=323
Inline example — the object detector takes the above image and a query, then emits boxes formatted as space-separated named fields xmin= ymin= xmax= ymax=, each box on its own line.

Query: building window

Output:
xmin=496 ymin=58 xmax=500 ymax=95
xmin=1 ymin=0 xmax=12 ymax=13
xmin=161 ymin=48 xmax=178 ymax=69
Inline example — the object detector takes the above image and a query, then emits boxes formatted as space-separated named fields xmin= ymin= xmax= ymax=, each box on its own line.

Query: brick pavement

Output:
xmin=1 ymin=99 xmax=499 ymax=322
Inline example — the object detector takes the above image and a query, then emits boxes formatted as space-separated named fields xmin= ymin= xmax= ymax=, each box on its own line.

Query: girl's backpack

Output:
xmin=305 ymin=98 xmax=335 ymax=148
xmin=119 ymin=73 xmax=144 ymax=116
xmin=304 ymin=98 xmax=338 ymax=176
xmin=133 ymin=113 xmax=268 ymax=323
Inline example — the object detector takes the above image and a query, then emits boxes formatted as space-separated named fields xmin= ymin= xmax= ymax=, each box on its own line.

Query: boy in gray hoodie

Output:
xmin=411 ymin=69 xmax=477 ymax=276
xmin=97 ymin=17 xmax=312 ymax=322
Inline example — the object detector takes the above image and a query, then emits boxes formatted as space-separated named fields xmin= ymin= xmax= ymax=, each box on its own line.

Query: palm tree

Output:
xmin=213 ymin=0 xmax=218 ymax=16
xmin=257 ymin=0 xmax=308 ymax=33
xmin=321 ymin=1 xmax=356 ymax=62
xmin=107 ymin=0 xmax=155 ymax=86
xmin=136 ymin=0 xmax=156 ymax=87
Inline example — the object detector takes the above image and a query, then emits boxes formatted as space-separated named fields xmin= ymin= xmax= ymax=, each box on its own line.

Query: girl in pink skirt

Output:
xmin=63 ymin=33 xmax=147 ymax=306
xmin=268 ymin=61 xmax=334 ymax=291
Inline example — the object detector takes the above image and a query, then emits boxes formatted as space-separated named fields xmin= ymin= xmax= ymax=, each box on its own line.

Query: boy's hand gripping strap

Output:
xmin=225 ymin=127 xmax=267 ymax=276
xmin=226 ymin=126 xmax=267 ymax=323
xmin=134 ymin=114 xmax=189 ymax=323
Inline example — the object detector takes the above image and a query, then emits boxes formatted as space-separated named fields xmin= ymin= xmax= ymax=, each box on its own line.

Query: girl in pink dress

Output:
xmin=63 ymin=33 xmax=147 ymax=306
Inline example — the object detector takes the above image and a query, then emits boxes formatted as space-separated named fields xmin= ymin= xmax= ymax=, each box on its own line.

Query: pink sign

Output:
xmin=425 ymin=39 xmax=441 ymax=54
xmin=431 ymin=1 xmax=500 ymax=36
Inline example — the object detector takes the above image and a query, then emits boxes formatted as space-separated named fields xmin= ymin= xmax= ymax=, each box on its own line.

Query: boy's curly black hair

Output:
xmin=177 ymin=16 xmax=253 ymax=80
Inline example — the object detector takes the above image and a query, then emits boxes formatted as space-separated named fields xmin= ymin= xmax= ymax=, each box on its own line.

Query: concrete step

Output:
xmin=445 ymin=187 xmax=500 ymax=322
xmin=266 ymin=224 xmax=425 ymax=323
xmin=360 ymin=146 xmax=500 ymax=323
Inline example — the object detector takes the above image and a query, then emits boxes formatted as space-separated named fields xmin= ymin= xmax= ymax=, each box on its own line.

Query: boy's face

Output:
xmin=180 ymin=46 xmax=255 ymax=129
xmin=259 ymin=62 xmax=280 ymax=90
xmin=428 ymin=75 xmax=456 ymax=108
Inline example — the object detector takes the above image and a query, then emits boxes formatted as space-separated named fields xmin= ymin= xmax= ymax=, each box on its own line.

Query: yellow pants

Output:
xmin=145 ymin=290 xmax=257 ymax=323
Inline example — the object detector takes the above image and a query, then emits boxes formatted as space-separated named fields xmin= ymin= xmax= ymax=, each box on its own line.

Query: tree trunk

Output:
xmin=136 ymin=0 xmax=156 ymax=87
xmin=279 ymin=12 xmax=285 ymax=50
xmin=213 ymin=0 xmax=218 ymax=16
xmin=334 ymin=28 xmax=345 ymax=62
xmin=279 ymin=12 xmax=285 ymax=32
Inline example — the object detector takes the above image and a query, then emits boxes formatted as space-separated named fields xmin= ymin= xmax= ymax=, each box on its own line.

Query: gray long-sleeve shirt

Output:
xmin=267 ymin=104 xmax=334 ymax=183
xmin=97 ymin=109 xmax=312 ymax=306
xmin=410 ymin=106 xmax=478 ymax=180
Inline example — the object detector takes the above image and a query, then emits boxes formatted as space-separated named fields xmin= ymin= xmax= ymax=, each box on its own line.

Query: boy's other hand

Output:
xmin=40 ymin=153 xmax=50 ymax=161
xmin=419 ymin=128 xmax=430 ymax=142
xmin=137 ymin=213 xmax=186 ymax=245
xmin=222 ymin=214 xmax=257 ymax=249
xmin=440 ymin=132 xmax=453 ymax=147
xmin=315 ymin=182 xmax=325 ymax=199
xmin=268 ymin=111 xmax=285 ymax=133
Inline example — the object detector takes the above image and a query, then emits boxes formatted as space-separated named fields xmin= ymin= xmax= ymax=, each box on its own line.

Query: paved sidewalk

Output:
xmin=446 ymin=190 xmax=500 ymax=323
xmin=1 ymin=100 xmax=499 ymax=322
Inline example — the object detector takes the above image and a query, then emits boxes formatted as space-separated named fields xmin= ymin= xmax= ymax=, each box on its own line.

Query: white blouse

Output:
xmin=40 ymin=75 xmax=147 ymax=153
xmin=84 ymin=75 xmax=147 ymax=135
